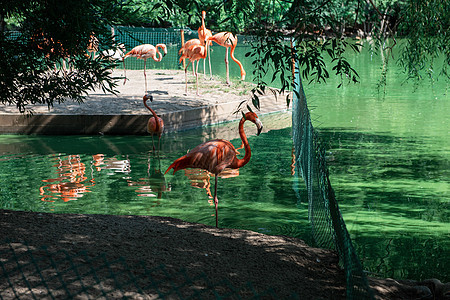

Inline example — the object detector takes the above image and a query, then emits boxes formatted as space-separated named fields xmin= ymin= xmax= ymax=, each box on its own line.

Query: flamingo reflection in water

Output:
xmin=127 ymin=151 xmax=170 ymax=206
xmin=91 ymin=154 xmax=131 ymax=174
xmin=40 ymin=154 xmax=131 ymax=202
xmin=40 ymin=155 xmax=95 ymax=202
xmin=184 ymin=168 xmax=239 ymax=201
xmin=101 ymin=156 xmax=131 ymax=174
xmin=147 ymin=152 xmax=170 ymax=199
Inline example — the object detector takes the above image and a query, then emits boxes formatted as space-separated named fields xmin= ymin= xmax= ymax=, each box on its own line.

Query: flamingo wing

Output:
xmin=165 ymin=139 xmax=237 ymax=175
xmin=188 ymin=45 xmax=206 ymax=61
xmin=210 ymin=32 xmax=236 ymax=48
xmin=179 ymin=43 xmax=206 ymax=63
xmin=179 ymin=39 xmax=201 ymax=55
xmin=125 ymin=44 xmax=156 ymax=59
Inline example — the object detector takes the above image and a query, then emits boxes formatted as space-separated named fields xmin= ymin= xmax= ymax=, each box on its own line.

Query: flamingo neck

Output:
xmin=235 ymin=118 xmax=251 ymax=168
xmin=201 ymin=14 xmax=206 ymax=29
xmin=230 ymin=45 xmax=246 ymax=80
xmin=144 ymin=98 xmax=160 ymax=132
xmin=154 ymin=45 xmax=163 ymax=62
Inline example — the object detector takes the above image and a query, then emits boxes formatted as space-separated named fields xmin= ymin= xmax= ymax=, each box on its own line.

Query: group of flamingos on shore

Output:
xmin=124 ymin=10 xmax=246 ymax=95
xmin=135 ymin=12 xmax=258 ymax=228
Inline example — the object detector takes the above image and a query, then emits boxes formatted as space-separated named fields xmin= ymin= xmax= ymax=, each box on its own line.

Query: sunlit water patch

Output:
xmin=302 ymin=44 xmax=449 ymax=281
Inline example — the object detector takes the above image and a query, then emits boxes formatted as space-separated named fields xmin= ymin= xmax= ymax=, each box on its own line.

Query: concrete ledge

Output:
xmin=0 ymin=69 xmax=291 ymax=135
xmin=0 ymin=97 xmax=289 ymax=135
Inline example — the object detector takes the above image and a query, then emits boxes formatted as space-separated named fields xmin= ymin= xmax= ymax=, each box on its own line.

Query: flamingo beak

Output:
xmin=144 ymin=94 xmax=153 ymax=102
xmin=255 ymin=118 xmax=263 ymax=136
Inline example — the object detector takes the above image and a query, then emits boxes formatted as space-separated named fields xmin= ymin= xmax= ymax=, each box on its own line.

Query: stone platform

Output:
xmin=0 ymin=69 xmax=291 ymax=135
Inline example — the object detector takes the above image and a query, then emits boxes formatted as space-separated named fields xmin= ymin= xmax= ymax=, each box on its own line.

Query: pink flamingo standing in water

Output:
xmin=165 ymin=112 xmax=263 ymax=227
xmin=124 ymin=44 xmax=167 ymax=92
xmin=143 ymin=94 xmax=164 ymax=151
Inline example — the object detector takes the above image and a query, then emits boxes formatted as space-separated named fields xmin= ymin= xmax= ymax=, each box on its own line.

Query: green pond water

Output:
xmin=304 ymin=44 xmax=449 ymax=282
xmin=1 ymin=42 xmax=449 ymax=283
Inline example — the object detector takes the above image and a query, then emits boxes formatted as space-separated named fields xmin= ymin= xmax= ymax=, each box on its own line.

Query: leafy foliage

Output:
xmin=1 ymin=0 xmax=448 ymax=112
xmin=246 ymin=0 xmax=363 ymax=108
xmin=0 ymin=0 xmax=139 ymax=113
xmin=396 ymin=0 xmax=449 ymax=81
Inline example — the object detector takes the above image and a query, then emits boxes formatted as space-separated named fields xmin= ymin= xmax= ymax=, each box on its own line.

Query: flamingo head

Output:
xmin=156 ymin=44 xmax=168 ymax=56
xmin=243 ymin=112 xmax=263 ymax=136
xmin=143 ymin=94 xmax=153 ymax=102
xmin=202 ymin=11 xmax=206 ymax=19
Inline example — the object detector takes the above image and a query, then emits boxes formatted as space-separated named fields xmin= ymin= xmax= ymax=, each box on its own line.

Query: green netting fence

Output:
xmin=292 ymin=59 xmax=374 ymax=299
xmin=112 ymin=26 xmax=254 ymax=71
xmin=5 ymin=26 xmax=262 ymax=72
xmin=113 ymin=26 xmax=184 ymax=70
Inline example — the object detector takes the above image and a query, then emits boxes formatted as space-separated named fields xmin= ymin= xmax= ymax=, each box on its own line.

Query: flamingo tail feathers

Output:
xmin=124 ymin=47 xmax=140 ymax=58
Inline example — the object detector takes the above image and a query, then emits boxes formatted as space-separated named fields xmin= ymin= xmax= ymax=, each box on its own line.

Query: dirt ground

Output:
xmin=1 ymin=70 xmax=448 ymax=299
xmin=0 ymin=69 xmax=283 ymax=116
xmin=1 ymin=209 xmax=446 ymax=299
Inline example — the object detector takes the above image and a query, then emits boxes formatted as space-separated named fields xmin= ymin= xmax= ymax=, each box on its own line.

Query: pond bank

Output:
xmin=0 ymin=69 xmax=288 ymax=135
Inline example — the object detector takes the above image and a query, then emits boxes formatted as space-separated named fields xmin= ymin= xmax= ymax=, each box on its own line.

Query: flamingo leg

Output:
xmin=214 ymin=175 xmax=218 ymax=227
xmin=208 ymin=46 xmax=212 ymax=80
xmin=144 ymin=59 xmax=148 ymax=92
xmin=195 ymin=60 xmax=200 ymax=96
xmin=157 ymin=135 xmax=162 ymax=152
xmin=225 ymin=47 xmax=230 ymax=85
xmin=235 ymin=141 xmax=245 ymax=155
xmin=151 ymin=135 xmax=156 ymax=152
xmin=196 ymin=71 xmax=199 ymax=96
xmin=203 ymin=58 xmax=206 ymax=79
xmin=184 ymin=65 xmax=188 ymax=95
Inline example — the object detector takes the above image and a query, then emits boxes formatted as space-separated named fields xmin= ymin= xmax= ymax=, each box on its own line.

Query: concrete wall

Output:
xmin=0 ymin=97 xmax=289 ymax=135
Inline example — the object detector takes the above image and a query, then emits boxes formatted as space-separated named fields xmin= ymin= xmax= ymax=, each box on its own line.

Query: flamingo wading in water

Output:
xmin=143 ymin=94 xmax=164 ymax=151
xmin=124 ymin=44 xmax=167 ymax=92
xmin=165 ymin=112 xmax=263 ymax=227
xmin=207 ymin=32 xmax=245 ymax=85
